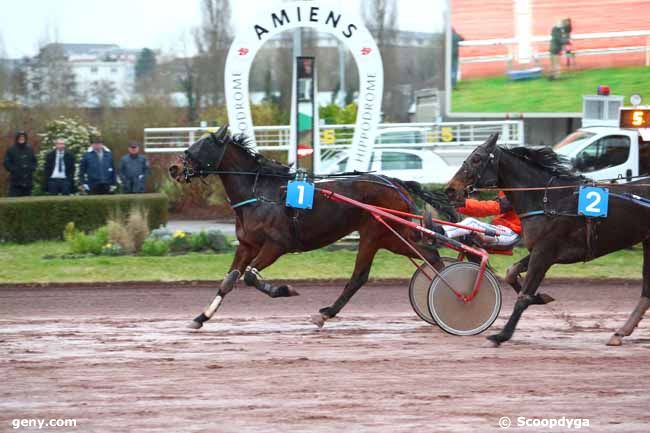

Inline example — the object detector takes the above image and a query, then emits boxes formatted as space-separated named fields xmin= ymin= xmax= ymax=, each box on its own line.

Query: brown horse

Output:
xmin=446 ymin=133 xmax=650 ymax=346
xmin=169 ymin=125 xmax=457 ymax=329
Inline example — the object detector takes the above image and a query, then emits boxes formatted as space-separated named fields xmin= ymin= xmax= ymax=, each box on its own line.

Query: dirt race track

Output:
xmin=1 ymin=280 xmax=650 ymax=433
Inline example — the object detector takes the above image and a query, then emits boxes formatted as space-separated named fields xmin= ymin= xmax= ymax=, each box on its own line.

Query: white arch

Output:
xmin=224 ymin=0 xmax=383 ymax=172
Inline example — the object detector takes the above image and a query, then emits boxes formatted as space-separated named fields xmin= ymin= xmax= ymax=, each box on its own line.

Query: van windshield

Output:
xmin=553 ymin=131 xmax=597 ymax=155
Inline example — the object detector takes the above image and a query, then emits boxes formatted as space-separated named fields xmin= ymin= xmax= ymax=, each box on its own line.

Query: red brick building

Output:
xmin=452 ymin=0 xmax=650 ymax=78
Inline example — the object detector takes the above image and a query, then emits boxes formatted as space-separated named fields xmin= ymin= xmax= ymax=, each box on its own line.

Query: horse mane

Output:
xmin=501 ymin=146 xmax=581 ymax=179
xmin=229 ymin=133 xmax=292 ymax=175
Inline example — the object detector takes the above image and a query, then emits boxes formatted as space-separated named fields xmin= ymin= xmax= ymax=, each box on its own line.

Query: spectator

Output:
xmin=79 ymin=136 xmax=116 ymax=194
xmin=549 ymin=18 xmax=571 ymax=79
xmin=451 ymin=28 xmax=464 ymax=89
xmin=3 ymin=131 xmax=37 ymax=197
xmin=43 ymin=138 xmax=75 ymax=195
xmin=119 ymin=142 xmax=149 ymax=193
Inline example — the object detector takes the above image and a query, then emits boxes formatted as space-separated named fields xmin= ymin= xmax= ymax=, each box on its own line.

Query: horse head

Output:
xmin=445 ymin=133 xmax=500 ymax=205
xmin=169 ymin=123 xmax=229 ymax=183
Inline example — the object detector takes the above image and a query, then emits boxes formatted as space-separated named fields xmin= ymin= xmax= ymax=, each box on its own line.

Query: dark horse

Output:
xmin=169 ymin=125 xmax=457 ymax=329
xmin=446 ymin=133 xmax=650 ymax=346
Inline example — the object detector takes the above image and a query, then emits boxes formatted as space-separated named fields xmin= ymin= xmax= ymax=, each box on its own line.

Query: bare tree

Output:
xmin=193 ymin=0 xmax=233 ymax=107
xmin=362 ymin=0 xmax=398 ymax=48
xmin=90 ymin=79 xmax=117 ymax=109
xmin=361 ymin=0 xmax=402 ymax=119
xmin=0 ymin=32 xmax=8 ymax=99
xmin=26 ymin=23 xmax=78 ymax=107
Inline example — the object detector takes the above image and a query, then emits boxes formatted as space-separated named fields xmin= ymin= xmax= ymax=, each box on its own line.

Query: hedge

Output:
xmin=0 ymin=193 xmax=168 ymax=243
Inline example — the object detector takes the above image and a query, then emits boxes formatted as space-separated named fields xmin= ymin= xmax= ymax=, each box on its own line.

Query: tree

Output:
xmin=135 ymin=48 xmax=158 ymax=94
xmin=362 ymin=0 xmax=401 ymax=119
xmin=0 ymin=32 xmax=8 ymax=99
xmin=179 ymin=57 xmax=198 ymax=122
xmin=90 ymin=79 xmax=117 ymax=109
xmin=193 ymin=0 xmax=233 ymax=106
xmin=27 ymin=43 xmax=78 ymax=106
xmin=362 ymin=0 xmax=398 ymax=49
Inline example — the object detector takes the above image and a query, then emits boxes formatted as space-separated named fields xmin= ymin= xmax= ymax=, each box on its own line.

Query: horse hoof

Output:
xmin=486 ymin=335 xmax=502 ymax=347
xmin=286 ymin=286 xmax=300 ymax=297
xmin=187 ymin=320 xmax=203 ymax=330
xmin=310 ymin=314 xmax=326 ymax=328
xmin=606 ymin=334 xmax=623 ymax=346
xmin=538 ymin=293 xmax=555 ymax=304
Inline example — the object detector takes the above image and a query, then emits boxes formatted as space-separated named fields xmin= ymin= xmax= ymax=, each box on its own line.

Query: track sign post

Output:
xmin=295 ymin=56 xmax=315 ymax=172
xmin=224 ymin=1 xmax=383 ymax=173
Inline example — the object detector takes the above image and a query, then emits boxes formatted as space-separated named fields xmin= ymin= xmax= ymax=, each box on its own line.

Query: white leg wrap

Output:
xmin=204 ymin=295 xmax=223 ymax=318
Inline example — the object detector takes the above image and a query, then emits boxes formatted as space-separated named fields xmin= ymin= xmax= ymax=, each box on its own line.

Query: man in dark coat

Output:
xmin=79 ymin=136 xmax=116 ymax=194
xmin=43 ymin=138 xmax=76 ymax=195
xmin=119 ymin=143 xmax=149 ymax=193
xmin=3 ymin=131 xmax=37 ymax=197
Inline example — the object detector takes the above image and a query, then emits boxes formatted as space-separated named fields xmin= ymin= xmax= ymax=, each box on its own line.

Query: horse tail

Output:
xmin=397 ymin=180 xmax=459 ymax=223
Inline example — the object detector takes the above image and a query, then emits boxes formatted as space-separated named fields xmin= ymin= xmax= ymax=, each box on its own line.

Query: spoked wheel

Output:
xmin=408 ymin=257 xmax=458 ymax=325
xmin=427 ymin=262 xmax=501 ymax=336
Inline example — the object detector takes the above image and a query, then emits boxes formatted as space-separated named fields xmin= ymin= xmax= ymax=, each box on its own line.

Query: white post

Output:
xmin=514 ymin=0 xmax=532 ymax=64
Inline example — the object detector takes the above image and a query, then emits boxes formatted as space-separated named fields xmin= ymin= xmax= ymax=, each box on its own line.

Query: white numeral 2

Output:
xmin=585 ymin=191 xmax=602 ymax=212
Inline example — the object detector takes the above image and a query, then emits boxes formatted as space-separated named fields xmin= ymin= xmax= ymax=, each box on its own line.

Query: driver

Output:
xmin=429 ymin=192 xmax=521 ymax=247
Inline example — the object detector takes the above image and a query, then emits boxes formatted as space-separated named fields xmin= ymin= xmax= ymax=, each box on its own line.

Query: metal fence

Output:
xmin=144 ymin=120 xmax=524 ymax=154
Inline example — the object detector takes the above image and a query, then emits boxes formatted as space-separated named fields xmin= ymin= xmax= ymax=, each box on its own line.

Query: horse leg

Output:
xmin=310 ymin=238 xmax=378 ymax=328
xmin=243 ymin=243 xmax=300 ymax=298
xmin=607 ymin=240 xmax=650 ymax=346
xmin=188 ymin=243 xmax=257 ymax=329
xmin=505 ymin=255 xmax=555 ymax=303
xmin=487 ymin=249 xmax=554 ymax=346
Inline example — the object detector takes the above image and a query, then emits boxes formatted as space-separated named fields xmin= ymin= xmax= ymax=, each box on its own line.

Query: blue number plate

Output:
xmin=286 ymin=180 xmax=315 ymax=209
xmin=578 ymin=186 xmax=609 ymax=218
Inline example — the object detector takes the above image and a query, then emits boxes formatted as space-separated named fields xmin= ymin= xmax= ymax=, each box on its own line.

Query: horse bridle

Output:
xmin=462 ymin=147 xmax=501 ymax=195
xmin=180 ymin=133 xmax=228 ymax=183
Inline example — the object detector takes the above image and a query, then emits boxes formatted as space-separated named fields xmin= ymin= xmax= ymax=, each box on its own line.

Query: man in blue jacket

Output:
xmin=119 ymin=142 xmax=149 ymax=193
xmin=79 ymin=136 xmax=116 ymax=194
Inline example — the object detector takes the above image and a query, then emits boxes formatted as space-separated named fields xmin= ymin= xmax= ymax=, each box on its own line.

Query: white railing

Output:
xmin=144 ymin=120 xmax=524 ymax=154
xmin=459 ymin=30 xmax=650 ymax=66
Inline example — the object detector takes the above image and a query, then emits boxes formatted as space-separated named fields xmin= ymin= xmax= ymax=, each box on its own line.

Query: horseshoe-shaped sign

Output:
xmin=224 ymin=0 xmax=384 ymax=172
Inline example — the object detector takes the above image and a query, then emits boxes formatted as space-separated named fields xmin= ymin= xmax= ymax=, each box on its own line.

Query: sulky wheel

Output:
xmin=427 ymin=262 xmax=501 ymax=336
xmin=408 ymin=257 xmax=458 ymax=325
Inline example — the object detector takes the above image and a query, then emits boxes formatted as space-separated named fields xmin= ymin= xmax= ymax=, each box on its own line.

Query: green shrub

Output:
xmin=169 ymin=230 xmax=190 ymax=252
xmin=206 ymin=230 xmax=231 ymax=253
xmin=189 ymin=231 xmax=210 ymax=252
xmin=0 ymin=193 xmax=167 ymax=243
xmin=141 ymin=238 xmax=170 ymax=256
xmin=67 ymin=226 xmax=109 ymax=255
xmin=100 ymin=242 xmax=124 ymax=256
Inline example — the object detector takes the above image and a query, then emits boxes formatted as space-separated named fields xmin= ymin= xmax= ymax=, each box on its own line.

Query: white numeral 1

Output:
xmin=297 ymin=185 xmax=305 ymax=204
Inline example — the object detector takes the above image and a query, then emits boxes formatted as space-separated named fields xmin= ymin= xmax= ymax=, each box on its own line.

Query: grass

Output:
xmin=452 ymin=66 xmax=650 ymax=113
xmin=0 ymin=241 xmax=643 ymax=284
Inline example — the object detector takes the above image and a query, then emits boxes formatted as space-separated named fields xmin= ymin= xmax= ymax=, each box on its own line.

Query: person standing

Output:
xmin=3 ymin=131 xmax=37 ymax=197
xmin=79 ymin=136 xmax=116 ymax=194
xmin=549 ymin=18 xmax=571 ymax=79
xmin=451 ymin=28 xmax=464 ymax=89
xmin=43 ymin=138 xmax=75 ymax=195
xmin=119 ymin=142 xmax=149 ymax=193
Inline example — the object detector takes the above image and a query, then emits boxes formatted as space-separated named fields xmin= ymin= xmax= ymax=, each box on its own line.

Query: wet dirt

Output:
xmin=1 ymin=280 xmax=649 ymax=432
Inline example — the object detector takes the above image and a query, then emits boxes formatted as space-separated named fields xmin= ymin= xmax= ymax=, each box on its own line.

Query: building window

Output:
xmin=110 ymin=67 xmax=118 ymax=74
xmin=91 ymin=66 xmax=98 ymax=73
